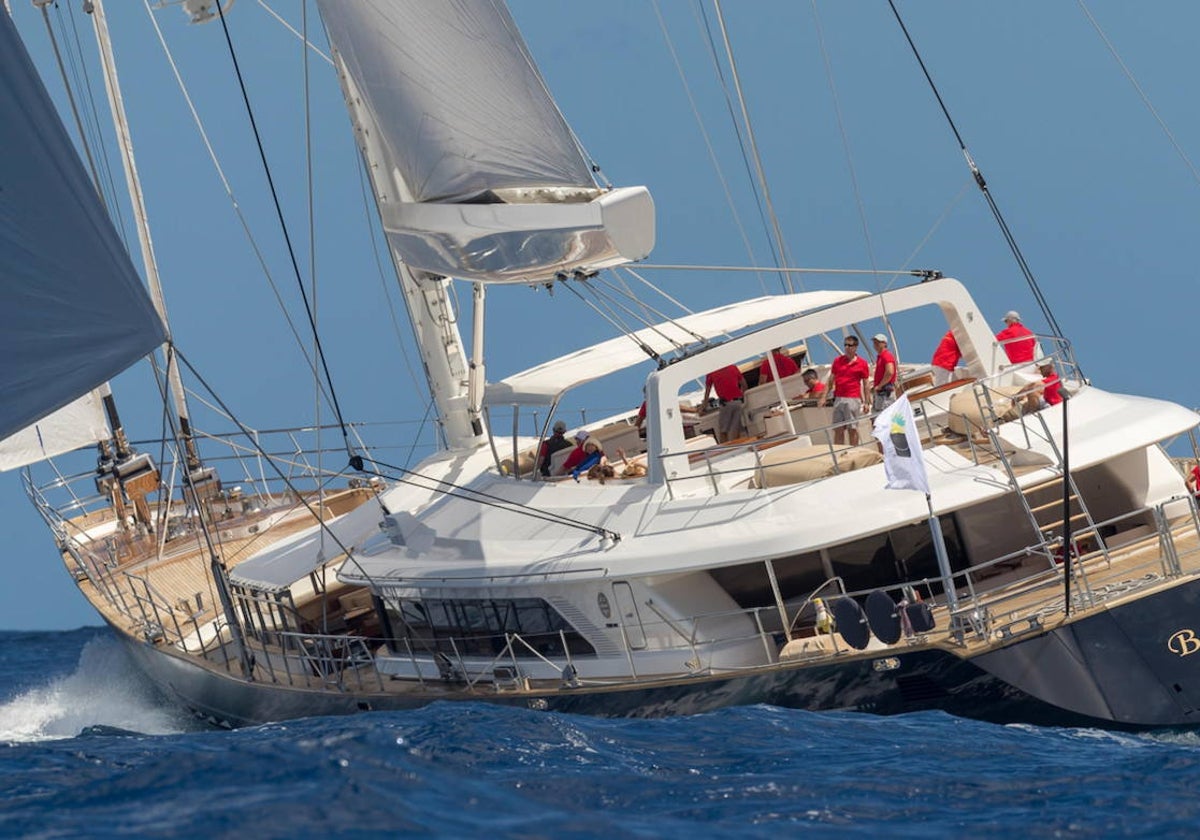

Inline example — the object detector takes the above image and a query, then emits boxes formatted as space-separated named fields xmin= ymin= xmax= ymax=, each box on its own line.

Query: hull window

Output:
xmin=828 ymin=516 xmax=967 ymax=595
xmin=710 ymin=551 xmax=826 ymax=609
xmin=386 ymin=597 xmax=595 ymax=658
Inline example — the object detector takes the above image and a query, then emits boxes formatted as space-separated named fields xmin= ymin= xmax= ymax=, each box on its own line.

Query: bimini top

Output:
xmin=483 ymin=290 xmax=868 ymax=406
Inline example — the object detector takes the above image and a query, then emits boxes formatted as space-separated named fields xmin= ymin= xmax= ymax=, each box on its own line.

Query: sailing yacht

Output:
xmin=7 ymin=1 xmax=1200 ymax=730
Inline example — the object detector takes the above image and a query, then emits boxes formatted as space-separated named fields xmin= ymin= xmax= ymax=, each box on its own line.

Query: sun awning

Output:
xmin=483 ymin=290 xmax=868 ymax=406
xmin=228 ymin=501 xmax=385 ymax=593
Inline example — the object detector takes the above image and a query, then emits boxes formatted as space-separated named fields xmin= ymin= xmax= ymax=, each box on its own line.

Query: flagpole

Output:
xmin=873 ymin=396 xmax=960 ymax=613
xmin=926 ymin=493 xmax=959 ymax=612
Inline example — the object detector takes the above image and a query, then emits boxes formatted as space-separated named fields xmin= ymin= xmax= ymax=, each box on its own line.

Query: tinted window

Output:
xmin=388 ymin=597 xmax=594 ymax=657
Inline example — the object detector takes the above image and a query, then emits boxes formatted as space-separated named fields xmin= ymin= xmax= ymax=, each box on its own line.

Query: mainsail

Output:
xmin=0 ymin=12 xmax=166 ymax=444
xmin=317 ymin=0 xmax=654 ymax=283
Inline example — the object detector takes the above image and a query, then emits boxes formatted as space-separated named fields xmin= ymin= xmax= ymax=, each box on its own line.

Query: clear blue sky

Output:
xmin=5 ymin=1 xmax=1199 ymax=630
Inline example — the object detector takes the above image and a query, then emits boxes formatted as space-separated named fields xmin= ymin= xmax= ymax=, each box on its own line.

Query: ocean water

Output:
xmin=2 ymin=629 xmax=1199 ymax=838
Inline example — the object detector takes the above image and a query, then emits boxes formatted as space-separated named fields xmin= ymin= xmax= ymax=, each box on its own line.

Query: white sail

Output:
xmin=317 ymin=0 xmax=654 ymax=283
xmin=318 ymin=0 xmax=595 ymax=204
xmin=0 ymin=12 xmax=166 ymax=443
xmin=0 ymin=389 xmax=110 ymax=472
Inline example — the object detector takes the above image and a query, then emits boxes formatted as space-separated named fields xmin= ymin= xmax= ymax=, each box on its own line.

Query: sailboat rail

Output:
xmin=375 ymin=503 xmax=1200 ymax=689
xmin=656 ymin=340 xmax=1085 ymax=497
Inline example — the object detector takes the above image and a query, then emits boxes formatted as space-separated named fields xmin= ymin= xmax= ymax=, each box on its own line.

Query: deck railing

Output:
xmin=374 ymin=496 xmax=1200 ymax=690
xmin=656 ymin=342 xmax=1085 ymax=498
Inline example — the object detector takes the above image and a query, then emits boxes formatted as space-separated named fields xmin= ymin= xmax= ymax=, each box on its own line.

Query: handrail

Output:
xmin=377 ymin=506 xmax=1194 ymax=685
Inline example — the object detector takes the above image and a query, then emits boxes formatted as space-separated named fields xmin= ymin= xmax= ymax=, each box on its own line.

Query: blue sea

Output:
xmin=2 ymin=629 xmax=1199 ymax=837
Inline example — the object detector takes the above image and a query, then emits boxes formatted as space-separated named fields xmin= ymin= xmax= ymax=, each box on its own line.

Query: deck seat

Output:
xmin=947 ymin=384 xmax=1023 ymax=435
xmin=743 ymin=371 xmax=808 ymax=435
xmin=590 ymin=421 xmax=640 ymax=459
xmin=499 ymin=447 xmax=537 ymax=476
xmin=751 ymin=442 xmax=882 ymax=488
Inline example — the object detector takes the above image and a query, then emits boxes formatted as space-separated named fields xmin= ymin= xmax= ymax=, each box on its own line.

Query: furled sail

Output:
xmin=317 ymin=0 xmax=654 ymax=282
xmin=0 ymin=13 xmax=166 ymax=443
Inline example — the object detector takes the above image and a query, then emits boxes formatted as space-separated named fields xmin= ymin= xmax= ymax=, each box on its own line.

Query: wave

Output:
xmin=0 ymin=632 xmax=198 ymax=742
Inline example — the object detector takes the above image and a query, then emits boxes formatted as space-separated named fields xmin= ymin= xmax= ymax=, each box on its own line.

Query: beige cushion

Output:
xmin=947 ymin=385 xmax=1023 ymax=435
xmin=499 ymin=448 xmax=537 ymax=476
xmin=753 ymin=444 xmax=883 ymax=488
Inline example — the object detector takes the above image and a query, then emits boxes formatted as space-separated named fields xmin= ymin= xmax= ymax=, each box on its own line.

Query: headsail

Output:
xmin=0 ymin=12 xmax=166 ymax=443
xmin=0 ymin=390 xmax=110 ymax=472
xmin=317 ymin=0 xmax=654 ymax=283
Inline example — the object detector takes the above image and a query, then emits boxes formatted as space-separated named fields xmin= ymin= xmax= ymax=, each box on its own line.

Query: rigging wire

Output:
xmin=353 ymin=456 xmax=620 ymax=543
xmin=618 ymin=266 xmax=698 ymax=318
xmin=592 ymin=273 xmax=706 ymax=345
xmin=145 ymin=352 xmax=222 ymax=616
xmin=651 ymin=0 xmax=769 ymax=295
xmin=1076 ymin=0 xmax=1200 ymax=190
xmin=883 ymin=178 xmax=974 ymax=294
xmin=300 ymin=0 xmax=328 ymax=604
xmin=558 ymin=280 xmax=667 ymax=365
xmin=140 ymin=0 xmax=337 ymax=413
xmin=59 ymin=2 xmax=128 ymax=246
xmin=707 ymin=0 xmax=796 ymax=293
xmin=173 ymin=349 xmax=382 ymax=582
xmin=584 ymin=275 xmax=709 ymax=351
xmin=882 ymin=178 xmax=973 ymax=292
xmin=171 ymin=350 xmax=621 ymax=547
xmin=212 ymin=4 xmax=355 ymax=456
xmin=693 ymin=1 xmax=790 ymax=292
xmin=809 ymin=0 xmax=879 ymax=283
xmin=36 ymin=5 xmax=105 ymax=203
xmin=886 ymin=0 xmax=1066 ymax=345
xmin=809 ymin=1 xmax=904 ymax=363
xmin=255 ymin=0 xmax=436 ymax=449
xmin=147 ymin=349 xmax=259 ymax=657
xmin=634 ymin=264 xmax=934 ymax=276
xmin=256 ymin=0 xmax=333 ymax=63
xmin=351 ymin=136 xmax=430 ymax=402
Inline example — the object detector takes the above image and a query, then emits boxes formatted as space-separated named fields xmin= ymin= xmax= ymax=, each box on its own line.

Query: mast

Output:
xmin=0 ymin=6 xmax=164 ymax=450
xmin=88 ymin=0 xmax=204 ymax=473
xmin=389 ymin=264 xmax=478 ymax=449
xmin=316 ymin=1 xmax=653 ymax=451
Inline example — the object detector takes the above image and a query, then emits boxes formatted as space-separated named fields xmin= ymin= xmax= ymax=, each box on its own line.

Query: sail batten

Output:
xmin=0 ymin=12 xmax=166 ymax=444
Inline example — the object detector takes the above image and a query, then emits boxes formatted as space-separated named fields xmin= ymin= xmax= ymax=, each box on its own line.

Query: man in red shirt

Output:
xmin=758 ymin=347 xmax=799 ymax=384
xmin=870 ymin=333 xmax=897 ymax=413
xmin=700 ymin=364 xmax=749 ymax=443
xmin=931 ymin=330 xmax=961 ymax=386
xmin=996 ymin=311 xmax=1035 ymax=364
xmin=818 ymin=335 xmax=870 ymax=445
xmin=1039 ymin=362 xmax=1063 ymax=406
xmin=799 ymin=368 xmax=826 ymax=401
xmin=1187 ymin=461 xmax=1200 ymax=498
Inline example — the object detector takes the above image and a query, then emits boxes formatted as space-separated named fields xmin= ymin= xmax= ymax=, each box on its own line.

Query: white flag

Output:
xmin=871 ymin=395 xmax=930 ymax=494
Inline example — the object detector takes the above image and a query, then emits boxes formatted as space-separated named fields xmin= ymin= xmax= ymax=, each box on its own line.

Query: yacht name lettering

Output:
xmin=1168 ymin=630 xmax=1200 ymax=657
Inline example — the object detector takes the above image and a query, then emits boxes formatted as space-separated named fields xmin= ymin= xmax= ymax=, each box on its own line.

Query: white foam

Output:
xmin=0 ymin=634 xmax=194 ymax=742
